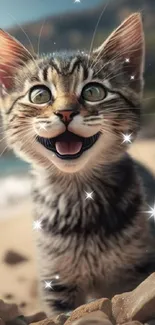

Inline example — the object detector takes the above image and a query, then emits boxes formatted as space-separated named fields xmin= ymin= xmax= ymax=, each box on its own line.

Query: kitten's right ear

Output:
xmin=0 ymin=30 xmax=32 ymax=91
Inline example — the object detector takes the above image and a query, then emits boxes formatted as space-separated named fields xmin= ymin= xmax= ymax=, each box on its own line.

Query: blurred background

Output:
xmin=0 ymin=0 xmax=155 ymax=316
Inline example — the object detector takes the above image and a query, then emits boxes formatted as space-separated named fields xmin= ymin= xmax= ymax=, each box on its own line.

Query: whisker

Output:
xmin=0 ymin=144 xmax=9 ymax=157
xmin=7 ymin=13 xmax=39 ymax=70
xmin=143 ymin=96 xmax=155 ymax=102
xmin=142 ymin=113 xmax=155 ymax=117
xmin=1 ymin=75 xmax=24 ymax=86
xmin=37 ymin=18 xmax=47 ymax=57
xmin=7 ymin=13 xmax=35 ymax=55
xmin=0 ymin=133 xmax=10 ymax=143
xmin=92 ymin=44 xmax=142 ymax=72
xmin=87 ymin=0 xmax=110 ymax=68
xmin=0 ymin=60 xmax=33 ymax=77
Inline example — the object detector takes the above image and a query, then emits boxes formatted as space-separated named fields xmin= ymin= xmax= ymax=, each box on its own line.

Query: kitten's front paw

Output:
xmin=40 ymin=280 xmax=85 ymax=318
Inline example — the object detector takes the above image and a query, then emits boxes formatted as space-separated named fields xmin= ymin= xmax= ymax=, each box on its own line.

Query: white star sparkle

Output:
xmin=130 ymin=75 xmax=135 ymax=80
xmin=44 ymin=274 xmax=60 ymax=290
xmin=33 ymin=220 xmax=42 ymax=230
xmin=74 ymin=0 xmax=81 ymax=3
xmin=145 ymin=203 xmax=155 ymax=220
xmin=38 ymin=122 xmax=47 ymax=131
xmin=45 ymin=281 xmax=53 ymax=289
xmin=125 ymin=58 xmax=130 ymax=63
xmin=122 ymin=133 xmax=132 ymax=144
xmin=85 ymin=191 xmax=94 ymax=200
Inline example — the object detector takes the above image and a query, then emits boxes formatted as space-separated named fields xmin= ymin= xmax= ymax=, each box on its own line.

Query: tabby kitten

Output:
xmin=0 ymin=13 xmax=155 ymax=317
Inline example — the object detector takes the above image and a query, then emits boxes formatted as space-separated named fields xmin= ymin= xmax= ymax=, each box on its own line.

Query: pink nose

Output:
xmin=55 ymin=110 xmax=79 ymax=124
xmin=59 ymin=110 xmax=73 ymax=122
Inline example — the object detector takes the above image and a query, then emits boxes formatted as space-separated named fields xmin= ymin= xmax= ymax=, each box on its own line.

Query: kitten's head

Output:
xmin=0 ymin=13 xmax=144 ymax=174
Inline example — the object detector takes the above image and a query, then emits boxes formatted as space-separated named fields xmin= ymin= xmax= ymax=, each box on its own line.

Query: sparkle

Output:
xmin=44 ymin=274 xmax=60 ymax=290
xmin=74 ymin=0 xmax=81 ymax=2
xmin=130 ymin=75 xmax=135 ymax=80
xmin=54 ymin=42 xmax=56 ymax=45
xmin=122 ymin=133 xmax=132 ymax=144
xmin=33 ymin=220 xmax=42 ymax=230
xmin=125 ymin=58 xmax=130 ymax=63
xmin=145 ymin=203 xmax=155 ymax=220
xmin=38 ymin=122 xmax=47 ymax=131
xmin=44 ymin=281 xmax=53 ymax=289
xmin=85 ymin=191 xmax=94 ymax=200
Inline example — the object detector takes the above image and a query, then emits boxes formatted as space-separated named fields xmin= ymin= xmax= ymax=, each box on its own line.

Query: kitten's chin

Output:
xmin=38 ymin=144 xmax=93 ymax=173
xmin=34 ymin=135 xmax=101 ymax=173
xmin=34 ymin=130 xmax=101 ymax=173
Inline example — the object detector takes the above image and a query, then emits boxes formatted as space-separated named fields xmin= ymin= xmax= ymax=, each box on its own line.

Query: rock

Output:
xmin=112 ymin=273 xmax=155 ymax=324
xmin=30 ymin=319 xmax=55 ymax=325
xmin=6 ymin=315 xmax=28 ymax=325
xmin=64 ymin=298 xmax=113 ymax=325
xmin=0 ymin=319 xmax=5 ymax=325
xmin=72 ymin=311 xmax=113 ymax=325
xmin=55 ymin=314 xmax=69 ymax=325
xmin=0 ymin=300 xmax=20 ymax=321
xmin=25 ymin=312 xmax=47 ymax=324
xmin=3 ymin=250 xmax=29 ymax=265
xmin=3 ymin=294 xmax=14 ymax=300
xmin=123 ymin=320 xmax=143 ymax=325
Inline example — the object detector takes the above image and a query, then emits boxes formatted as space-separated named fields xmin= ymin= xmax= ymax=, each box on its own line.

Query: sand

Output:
xmin=0 ymin=200 xmax=41 ymax=315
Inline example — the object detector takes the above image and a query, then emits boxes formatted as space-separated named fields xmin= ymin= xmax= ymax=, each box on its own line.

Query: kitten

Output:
xmin=0 ymin=13 xmax=155 ymax=318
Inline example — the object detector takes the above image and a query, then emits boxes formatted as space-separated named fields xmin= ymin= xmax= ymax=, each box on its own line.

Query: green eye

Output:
xmin=82 ymin=82 xmax=106 ymax=102
xmin=29 ymin=85 xmax=51 ymax=104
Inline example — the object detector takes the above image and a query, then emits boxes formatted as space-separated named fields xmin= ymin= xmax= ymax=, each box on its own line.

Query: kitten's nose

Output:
xmin=54 ymin=110 xmax=79 ymax=124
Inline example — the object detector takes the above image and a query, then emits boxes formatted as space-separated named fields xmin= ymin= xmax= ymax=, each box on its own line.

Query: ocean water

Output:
xmin=0 ymin=156 xmax=29 ymax=176
xmin=0 ymin=156 xmax=31 ymax=209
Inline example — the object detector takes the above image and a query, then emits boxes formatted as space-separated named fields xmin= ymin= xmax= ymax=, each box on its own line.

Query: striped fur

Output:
xmin=1 ymin=13 xmax=155 ymax=317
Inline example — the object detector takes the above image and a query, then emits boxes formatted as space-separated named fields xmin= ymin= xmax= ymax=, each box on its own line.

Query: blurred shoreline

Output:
xmin=0 ymin=175 xmax=31 ymax=215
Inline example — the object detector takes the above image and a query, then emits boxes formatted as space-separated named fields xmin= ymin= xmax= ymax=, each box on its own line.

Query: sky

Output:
xmin=0 ymin=0 xmax=103 ymax=29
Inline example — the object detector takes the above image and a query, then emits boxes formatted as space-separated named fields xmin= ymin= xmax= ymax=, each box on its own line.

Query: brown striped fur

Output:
xmin=0 ymin=14 xmax=155 ymax=317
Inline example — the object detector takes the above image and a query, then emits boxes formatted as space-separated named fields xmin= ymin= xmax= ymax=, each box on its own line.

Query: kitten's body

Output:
xmin=33 ymin=154 xmax=155 ymax=315
xmin=0 ymin=13 xmax=155 ymax=317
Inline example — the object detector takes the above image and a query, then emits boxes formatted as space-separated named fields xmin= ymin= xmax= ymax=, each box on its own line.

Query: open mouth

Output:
xmin=36 ymin=130 xmax=100 ymax=160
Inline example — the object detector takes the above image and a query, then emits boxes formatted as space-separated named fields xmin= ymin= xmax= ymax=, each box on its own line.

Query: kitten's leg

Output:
xmin=40 ymin=279 xmax=86 ymax=318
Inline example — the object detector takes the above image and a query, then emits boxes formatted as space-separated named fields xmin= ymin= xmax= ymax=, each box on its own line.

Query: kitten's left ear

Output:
xmin=0 ymin=29 xmax=32 ymax=91
xmin=93 ymin=13 xmax=145 ymax=93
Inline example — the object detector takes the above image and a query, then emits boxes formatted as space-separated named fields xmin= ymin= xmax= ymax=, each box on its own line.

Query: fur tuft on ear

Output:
xmin=0 ymin=30 xmax=32 ymax=90
xmin=93 ymin=13 xmax=145 ymax=93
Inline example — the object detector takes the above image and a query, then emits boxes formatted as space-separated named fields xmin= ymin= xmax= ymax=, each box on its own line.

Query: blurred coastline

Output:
xmin=0 ymin=155 xmax=31 ymax=214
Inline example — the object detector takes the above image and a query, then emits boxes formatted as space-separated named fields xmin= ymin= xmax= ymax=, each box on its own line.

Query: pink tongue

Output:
xmin=55 ymin=141 xmax=82 ymax=155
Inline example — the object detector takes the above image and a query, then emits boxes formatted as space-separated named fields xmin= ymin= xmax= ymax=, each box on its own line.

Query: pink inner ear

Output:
xmin=0 ymin=30 xmax=31 ymax=89
xmin=96 ymin=13 xmax=144 ymax=90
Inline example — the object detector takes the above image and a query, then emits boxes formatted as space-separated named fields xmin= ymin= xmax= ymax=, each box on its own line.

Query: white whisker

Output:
xmin=37 ymin=19 xmax=47 ymax=57
xmin=87 ymin=0 xmax=110 ymax=68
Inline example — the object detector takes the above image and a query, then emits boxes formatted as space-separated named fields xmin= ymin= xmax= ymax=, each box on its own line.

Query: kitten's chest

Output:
xmin=33 ymin=180 xmax=104 ymax=235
